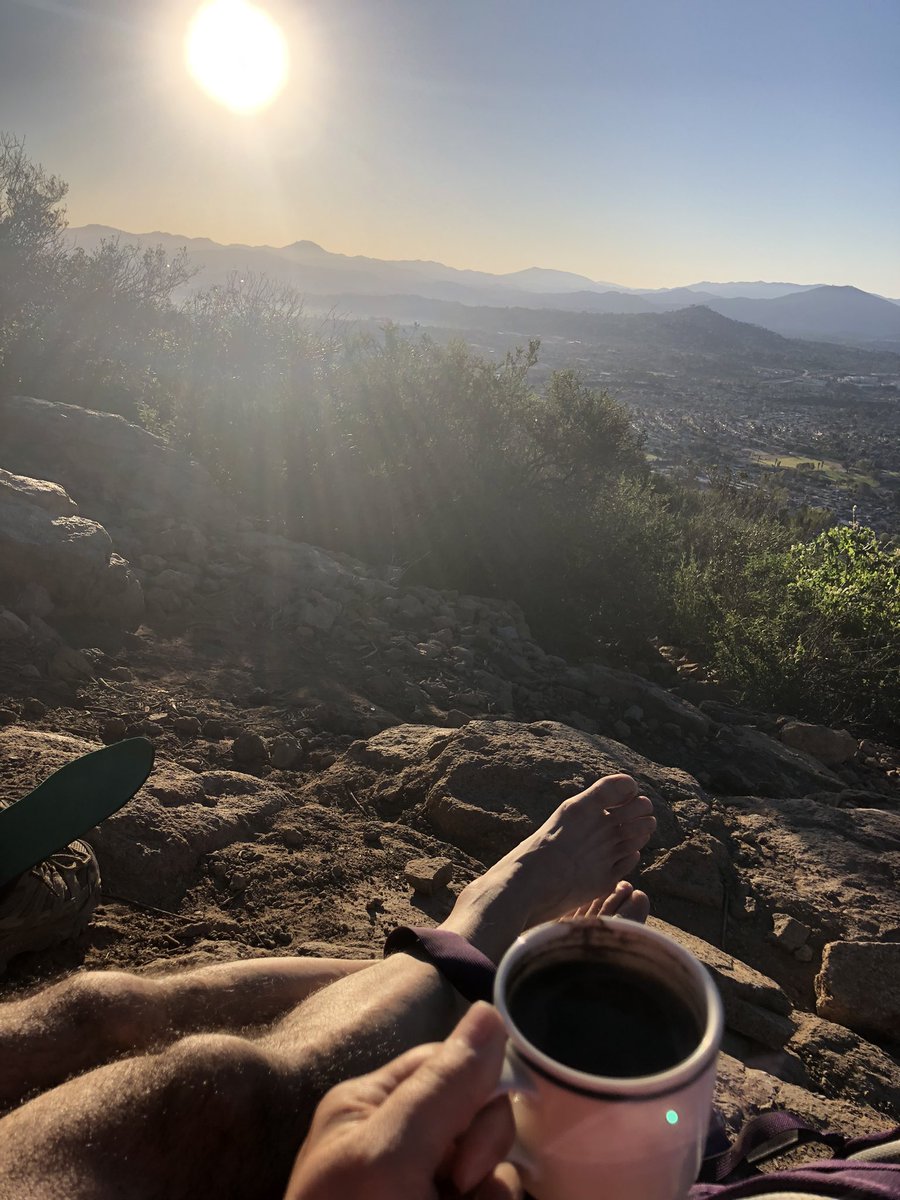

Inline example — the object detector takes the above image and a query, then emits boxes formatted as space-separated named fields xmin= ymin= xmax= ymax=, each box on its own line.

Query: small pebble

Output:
xmin=231 ymin=732 xmax=269 ymax=763
xmin=404 ymin=856 xmax=454 ymax=896
xmin=100 ymin=717 xmax=128 ymax=743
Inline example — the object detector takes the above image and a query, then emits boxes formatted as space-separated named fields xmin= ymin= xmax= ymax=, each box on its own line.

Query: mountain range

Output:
xmin=66 ymin=225 xmax=900 ymax=350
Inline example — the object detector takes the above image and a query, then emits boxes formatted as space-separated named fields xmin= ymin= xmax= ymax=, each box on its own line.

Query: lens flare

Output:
xmin=185 ymin=0 xmax=288 ymax=114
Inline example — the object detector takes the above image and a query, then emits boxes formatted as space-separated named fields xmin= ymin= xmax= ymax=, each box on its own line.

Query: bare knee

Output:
xmin=52 ymin=971 xmax=164 ymax=1052
xmin=157 ymin=1033 xmax=283 ymax=1121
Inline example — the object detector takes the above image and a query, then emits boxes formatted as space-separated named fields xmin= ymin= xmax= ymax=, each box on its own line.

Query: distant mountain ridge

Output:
xmin=707 ymin=285 xmax=900 ymax=343
xmin=66 ymin=225 xmax=900 ymax=348
xmin=298 ymin=292 xmax=900 ymax=375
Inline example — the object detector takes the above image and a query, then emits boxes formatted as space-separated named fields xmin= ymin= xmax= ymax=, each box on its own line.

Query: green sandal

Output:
xmin=0 ymin=737 xmax=155 ymax=889
xmin=0 ymin=738 xmax=154 ymax=970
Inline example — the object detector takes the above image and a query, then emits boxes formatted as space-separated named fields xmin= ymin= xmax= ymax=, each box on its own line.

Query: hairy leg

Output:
xmin=0 ymin=955 xmax=373 ymax=1113
xmin=0 ymin=774 xmax=655 ymax=1200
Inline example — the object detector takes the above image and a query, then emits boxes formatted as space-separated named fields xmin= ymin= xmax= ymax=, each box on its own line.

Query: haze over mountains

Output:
xmin=68 ymin=224 xmax=900 ymax=351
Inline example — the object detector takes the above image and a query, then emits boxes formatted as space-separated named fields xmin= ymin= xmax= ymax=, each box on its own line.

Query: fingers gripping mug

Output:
xmin=493 ymin=917 xmax=723 ymax=1200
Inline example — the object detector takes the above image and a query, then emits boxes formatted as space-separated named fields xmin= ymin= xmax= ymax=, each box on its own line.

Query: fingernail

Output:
xmin=454 ymin=1001 xmax=503 ymax=1050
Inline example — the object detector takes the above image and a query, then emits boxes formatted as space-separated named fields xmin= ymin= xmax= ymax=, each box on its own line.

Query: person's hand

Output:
xmin=284 ymin=1001 xmax=522 ymax=1199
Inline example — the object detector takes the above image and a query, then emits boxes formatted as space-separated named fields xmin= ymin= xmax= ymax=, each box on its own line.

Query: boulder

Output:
xmin=49 ymin=645 xmax=94 ymax=681
xmin=234 ymin=531 xmax=350 ymax=591
xmin=649 ymin=919 xmax=793 ymax=1050
xmin=0 ymin=610 xmax=30 ymax=639
xmin=714 ymin=794 xmax=900 ymax=946
xmin=304 ymin=719 xmax=704 ymax=863
xmin=0 ymin=486 xmax=143 ymax=630
xmin=788 ymin=1012 xmax=900 ymax=1120
xmin=781 ymin=721 xmax=858 ymax=766
xmin=0 ymin=494 xmax=111 ymax=598
xmin=149 ymin=525 xmax=207 ymax=565
xmin=641 ymin=835 xmax=738 ymax=910
xmin=92 ymin=771 xmax=287 ymax=906
xmin=232 ymin=732 xmax=269 ymax=764
xmin=714 ymin=1053 xmax=891 ymax=1139
xmin=270 ymin=734 xmax=304 ymax=770
xmin=771 ymin=913 xmax=811 ymax=952
xmin=0 ymin=395 xmax=235 ymax=533
xmin=91 ymin=553 xmax=144 ymax=630
xmin=0 ymin=467 xmax=77 ymax=516
xmin=715 ymin=725 xmax=843 ymax=797
xmin=815 ymin=941 xmax=900 ymax=1042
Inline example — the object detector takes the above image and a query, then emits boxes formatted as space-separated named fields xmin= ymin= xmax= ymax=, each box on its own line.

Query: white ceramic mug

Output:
xmin=493 ymin=917 xmax=723 ymax=1200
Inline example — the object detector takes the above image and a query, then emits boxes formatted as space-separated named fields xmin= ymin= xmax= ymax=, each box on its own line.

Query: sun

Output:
xmin=185 ymin=0 xmax=289 ymax=114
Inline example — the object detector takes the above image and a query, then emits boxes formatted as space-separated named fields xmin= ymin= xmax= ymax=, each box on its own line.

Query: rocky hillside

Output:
xmin=1 ymin=394 xmax=898 ymax=1139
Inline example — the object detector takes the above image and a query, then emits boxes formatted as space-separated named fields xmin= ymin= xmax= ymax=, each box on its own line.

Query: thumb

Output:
xmin=374 ymin=1002 xmax=508 ymax=1156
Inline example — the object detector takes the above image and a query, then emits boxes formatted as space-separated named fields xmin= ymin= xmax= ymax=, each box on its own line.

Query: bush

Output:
xmin=783 ymin=524 xmax=899 ymax=732
xmin=675 ymin=514 xmax=899 ymax=736
xmin=0 ymin=132 xmax=191 ymax=418
xmin=0 ymin=133 xmax=67 ymax=383
xmin=172 ymin=272 xmax=330 ymax=501
xmin=281 ymin=332 xmax=657 ymax=648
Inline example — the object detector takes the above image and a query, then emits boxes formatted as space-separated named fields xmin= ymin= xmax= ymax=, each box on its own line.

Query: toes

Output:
xmin=603 ymin=793 xmax=655 ymax=833
xmin=566 ymin=885 xmax=651 ymax=925
xmin=564 ymin=894 xmax=617 ymax=920
xmin=578 ymin=773 xmax=639 ymax=810
xmin=615 ymin=889 xmax=650 ymax=924
xmin=598 ymin=881 xmax=634 ymax=917
xmin=615 ymin=813 xmax=657 ymax=853
xmin=611 ymin=848 xmax=641 ymax=878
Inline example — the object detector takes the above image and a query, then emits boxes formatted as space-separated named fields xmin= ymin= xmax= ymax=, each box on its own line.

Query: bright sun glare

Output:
xmin=185 ymin=0 xmax=288 ymax=114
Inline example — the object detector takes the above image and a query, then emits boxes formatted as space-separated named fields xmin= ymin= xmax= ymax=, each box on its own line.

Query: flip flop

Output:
xmin=0 ymin=738 xmax=155 ymax=890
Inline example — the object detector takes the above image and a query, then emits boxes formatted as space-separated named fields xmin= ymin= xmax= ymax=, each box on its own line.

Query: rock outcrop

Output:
xmin=0 ymin=394 xmax=234 ymax=533
xmin=815 ymin=941 xmax=900 ymax=1043
xmin=781 ymin=721 xmax=859 ymax=766
xmin=0 ymin=469 xmax=144 ymax=634
xmin=1 ymin=395 xmax=898 ymax=1144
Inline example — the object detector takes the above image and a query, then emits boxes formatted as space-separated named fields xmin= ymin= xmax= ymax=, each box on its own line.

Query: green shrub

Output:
xmin=675 ymin=515 xmax=899 ymax=736
xmin=782 ymin=524 xmax=899 ymax=732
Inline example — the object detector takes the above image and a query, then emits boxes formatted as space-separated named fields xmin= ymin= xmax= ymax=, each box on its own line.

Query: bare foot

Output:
xmin=444 ymin=774 xmax=656 ymax=961
xmin=564 ymin=879 xmax=650 ymax=924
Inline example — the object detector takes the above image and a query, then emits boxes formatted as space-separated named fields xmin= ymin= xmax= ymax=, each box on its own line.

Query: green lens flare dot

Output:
xmin=666 ymin=1110 xmax=679 ymax=1125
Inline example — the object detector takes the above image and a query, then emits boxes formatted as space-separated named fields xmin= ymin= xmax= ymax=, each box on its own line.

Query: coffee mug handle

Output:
xmin=491 ymin=1050 xmax=537 ymax=1175
xmin=492 ymin=1052 xmax=536 ymax=1101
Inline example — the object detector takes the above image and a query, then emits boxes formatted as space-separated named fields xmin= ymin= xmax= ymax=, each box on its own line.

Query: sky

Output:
xmin=3 ymin=0 xmax=900 ymax=294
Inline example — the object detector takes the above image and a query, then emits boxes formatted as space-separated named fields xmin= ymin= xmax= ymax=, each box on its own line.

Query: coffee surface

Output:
xmin=508 ymin=958 xmax=700 ymax=1078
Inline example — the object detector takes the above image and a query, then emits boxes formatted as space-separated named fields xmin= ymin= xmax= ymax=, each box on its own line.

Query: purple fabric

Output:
xmin=694 ymin=1119 xmax=900 ymax=1197
xmin=690 ymin=1160 xmax=900 ymax=1197
xmin=700 ymin=1111 xmax=847 ymax=1182
xmin=383 ymin=926 xmax=497 ymax=1003
xmin=848 ymin=1129 xmax=900 ymax=1156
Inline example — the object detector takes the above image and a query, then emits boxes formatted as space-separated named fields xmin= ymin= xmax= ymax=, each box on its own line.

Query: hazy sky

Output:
xmin=3 ymin=0 xmax=899 ymax=293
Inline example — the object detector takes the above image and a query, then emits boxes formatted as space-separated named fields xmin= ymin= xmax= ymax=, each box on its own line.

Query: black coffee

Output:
xmin=508 ymin=958 xmax=700 ymax=1078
